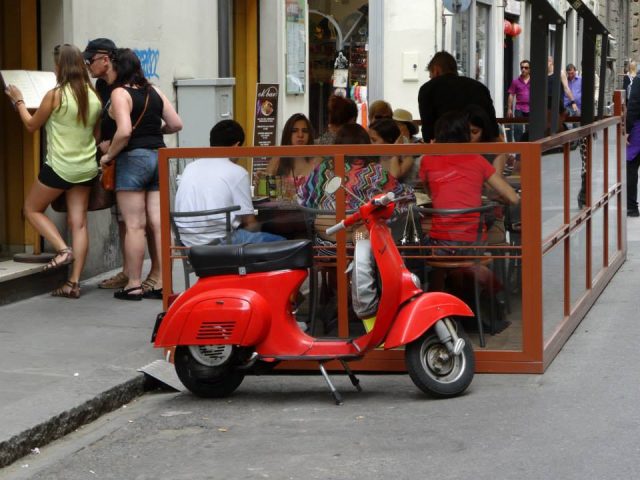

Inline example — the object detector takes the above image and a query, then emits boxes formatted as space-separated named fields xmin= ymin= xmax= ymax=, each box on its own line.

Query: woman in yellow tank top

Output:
xmin=4 ymin=44 xmax=101 ymax=298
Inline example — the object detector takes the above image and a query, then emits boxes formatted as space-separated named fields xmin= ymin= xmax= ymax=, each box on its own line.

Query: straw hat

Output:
xmin=392 ymin=108 xmax=418 ymax=136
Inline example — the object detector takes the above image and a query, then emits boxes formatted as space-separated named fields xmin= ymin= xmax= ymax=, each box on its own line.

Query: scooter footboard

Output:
xmin=384 ymin=292 xmax=474 ymax=349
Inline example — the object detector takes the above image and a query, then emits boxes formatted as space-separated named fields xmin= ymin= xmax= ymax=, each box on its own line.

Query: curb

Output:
xmin=0 ymin=374 xmax=151 ymax=469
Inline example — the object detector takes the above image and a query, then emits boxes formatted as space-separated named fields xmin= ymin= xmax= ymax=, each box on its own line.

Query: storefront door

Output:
xmin=0 ymin=0 xmax=40 ymax=259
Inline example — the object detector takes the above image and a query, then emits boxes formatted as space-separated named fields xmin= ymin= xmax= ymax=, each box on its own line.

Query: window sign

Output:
xmin=254 ymin=84 xmax=280 ymax=146
xmin=504 ymin=0 xmax=521 ymax=16
xmin=286 ymin=0 xmax=306 ymax=94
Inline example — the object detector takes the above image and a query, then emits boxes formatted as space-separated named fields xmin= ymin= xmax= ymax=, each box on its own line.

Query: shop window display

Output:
xmin=309 ymin=1 xmax=369 ymax=138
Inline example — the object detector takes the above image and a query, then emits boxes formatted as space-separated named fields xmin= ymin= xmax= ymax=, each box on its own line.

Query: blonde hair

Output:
xmin=53 ymin=44 xmax=96 ymax=126
xmin=368 ymin=100 xmax=393 ymax=122
xmin=629 ymin=60 xmax=637 ymax=77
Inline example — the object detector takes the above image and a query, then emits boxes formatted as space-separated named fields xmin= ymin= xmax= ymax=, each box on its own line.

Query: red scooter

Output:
xmin=152 ymin=179 xmax=476 ymax=404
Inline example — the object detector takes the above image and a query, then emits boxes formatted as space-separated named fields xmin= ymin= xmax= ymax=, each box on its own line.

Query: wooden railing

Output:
xmin=158 ymin=100 xmax=625 ymax=373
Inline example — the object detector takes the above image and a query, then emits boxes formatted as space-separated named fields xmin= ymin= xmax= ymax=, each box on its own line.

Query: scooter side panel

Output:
xmin=154 ymin=288 xmax=270 ymax=347
xmin=384 ymin=292 xmax=474 ymax=349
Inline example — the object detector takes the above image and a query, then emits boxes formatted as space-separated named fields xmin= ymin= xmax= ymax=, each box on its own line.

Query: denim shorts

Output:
xmin=115 ymin=148 xmax=159 ymax=192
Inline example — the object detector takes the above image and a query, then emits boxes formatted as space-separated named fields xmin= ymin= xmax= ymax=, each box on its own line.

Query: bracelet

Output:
xmin=14 ymin=99 xmax=24 ymax=108
xmin=571 ymin=100 xmax=576 ymax=104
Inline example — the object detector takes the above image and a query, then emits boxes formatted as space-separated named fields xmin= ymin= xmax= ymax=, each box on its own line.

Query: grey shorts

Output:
xmin=115 ymin=148 xmax=159 ymax=192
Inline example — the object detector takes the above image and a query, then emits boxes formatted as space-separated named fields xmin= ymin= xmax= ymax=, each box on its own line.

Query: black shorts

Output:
xmin=39 ymin=163 xmax=96 ymax=190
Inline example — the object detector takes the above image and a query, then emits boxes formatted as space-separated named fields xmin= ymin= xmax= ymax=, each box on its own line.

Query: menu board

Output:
xmin=1 ymin=70 xmax=56 ymax=109
xmin=253 ymin=83 xmax=280 ymax=147
xmin=285 ymin=0 xmax=306 ymax=94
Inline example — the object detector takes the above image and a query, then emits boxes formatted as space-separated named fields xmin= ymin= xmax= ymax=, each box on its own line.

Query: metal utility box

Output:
xmin=174 ymin=78 xmax=235 ymax=147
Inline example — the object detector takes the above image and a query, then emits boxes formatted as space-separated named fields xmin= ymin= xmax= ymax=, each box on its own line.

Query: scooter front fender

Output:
xmin=154 ymin=287 xmax=271 ymax=348
xmin=384 ymin=292 xmax=474 ymax=349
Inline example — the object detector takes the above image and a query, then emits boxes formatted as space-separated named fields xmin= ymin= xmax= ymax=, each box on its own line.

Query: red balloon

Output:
xmin=504 ymin=20 xmax=514 ymax=36
xmin=512 ymin=23 xmax=522 ymax=36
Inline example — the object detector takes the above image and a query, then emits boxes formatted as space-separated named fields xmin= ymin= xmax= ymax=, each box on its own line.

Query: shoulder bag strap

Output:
xmin=132 ymin=90 xmax=150 ymax=131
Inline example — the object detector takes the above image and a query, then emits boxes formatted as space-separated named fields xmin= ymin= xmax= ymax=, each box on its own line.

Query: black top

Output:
xmin=626 ymin=77 xmax=640 ymax=130
xmin=96 ymin=79 xmax=116 ymax=142
xmin=623 ymin=74 xmax=634 ymax=101
xmin=418 ymin=73 xmax=498 ymax=142
xmin=123 ymin=86 xmax=165 ymax=151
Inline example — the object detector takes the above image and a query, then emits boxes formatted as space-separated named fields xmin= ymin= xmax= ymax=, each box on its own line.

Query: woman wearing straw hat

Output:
xmin=389 ymin=108 xmax=422 ymax=185
xmin=392 ymin=108 xmax=420 ymax=143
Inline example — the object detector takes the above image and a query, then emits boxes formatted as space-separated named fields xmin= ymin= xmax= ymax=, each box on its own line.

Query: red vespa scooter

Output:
xmin=152 ymin=180 xmax=476 ymax=404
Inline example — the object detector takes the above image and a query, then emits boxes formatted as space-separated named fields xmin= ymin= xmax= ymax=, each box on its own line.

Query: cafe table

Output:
xmin=253 ymin=198 xmax=310 ymax=239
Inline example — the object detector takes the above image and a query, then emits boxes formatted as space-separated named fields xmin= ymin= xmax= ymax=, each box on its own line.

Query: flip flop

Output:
xmin=142 ymin=288 xmax=163 ymax=299
xmin=114 ymin=286 xmax=143 ymax=301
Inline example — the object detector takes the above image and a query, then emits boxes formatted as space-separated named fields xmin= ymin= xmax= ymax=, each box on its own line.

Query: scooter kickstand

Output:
xmin=319 ymin=362 xmax=343 ymax=405
xmin=340 ymin=360 xmax=362 ymax=392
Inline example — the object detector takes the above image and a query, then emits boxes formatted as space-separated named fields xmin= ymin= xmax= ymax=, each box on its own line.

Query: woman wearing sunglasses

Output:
xmin=99 ymin=48 xmax=182 ymax=301
xmin=4 ymin=44 xmax=101 ymax=299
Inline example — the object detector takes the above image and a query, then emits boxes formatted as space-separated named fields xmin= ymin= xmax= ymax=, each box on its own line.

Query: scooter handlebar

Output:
xmin=373 ymin=191 xmax=395 ymax=206
xmin=325 ymin=220 xmax=345 ymax=236
xmin=326 ymin=192 xmax=396 ymax=234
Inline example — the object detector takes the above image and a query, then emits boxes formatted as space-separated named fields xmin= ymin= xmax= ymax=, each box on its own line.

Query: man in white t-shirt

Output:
xmin=174 ymin=120 xmax=284 ymax=246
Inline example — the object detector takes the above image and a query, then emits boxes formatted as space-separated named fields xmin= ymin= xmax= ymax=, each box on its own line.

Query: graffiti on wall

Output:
xmin=134 ymin=48 xmax=160 ymax=79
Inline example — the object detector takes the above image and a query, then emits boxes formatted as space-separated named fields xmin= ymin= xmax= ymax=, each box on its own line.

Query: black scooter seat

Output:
xmin=189 ymin=239 xmax=313 ymax=277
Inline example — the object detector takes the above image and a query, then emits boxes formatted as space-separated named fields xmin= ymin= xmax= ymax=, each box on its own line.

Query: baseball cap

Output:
xmin=83 ymin=38 xmax=116 ymax=60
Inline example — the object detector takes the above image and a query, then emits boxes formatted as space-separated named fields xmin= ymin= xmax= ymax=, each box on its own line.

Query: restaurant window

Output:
xmin=475 ymin=3 xmax=489 ymax=84
xmin=450 ymin=1 xmax=494 ymax=88
xmin=452 ymin=8 xmax=471 ymax=77
xmin=308 ymin=0 xmax=369 ymax=138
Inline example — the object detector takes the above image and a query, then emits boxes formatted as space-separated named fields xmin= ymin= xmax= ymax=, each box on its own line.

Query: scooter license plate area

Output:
xmin=180 ymin=297 xmax=252 ymax=345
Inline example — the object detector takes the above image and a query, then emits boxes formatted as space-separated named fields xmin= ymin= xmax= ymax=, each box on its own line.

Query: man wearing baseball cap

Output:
xmin=82 ymin=37 xmax=116 ymax=61
xmin=84 ymin=38 xmax=130 ymax=290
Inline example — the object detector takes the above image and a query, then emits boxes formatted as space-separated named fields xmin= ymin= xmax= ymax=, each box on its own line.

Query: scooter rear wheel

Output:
xmin=405 ymin=320 xmax=475 ymax=398
xmin=174 ymin=345 xmax=245 ymax=398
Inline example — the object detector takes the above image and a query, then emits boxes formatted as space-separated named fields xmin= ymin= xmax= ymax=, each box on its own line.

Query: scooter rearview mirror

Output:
xmin=324 ymin=176 xmax=343 ymax=195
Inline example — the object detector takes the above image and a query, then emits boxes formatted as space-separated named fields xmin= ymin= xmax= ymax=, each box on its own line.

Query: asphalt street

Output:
xmin=2 ymin=218 xmax=639 ymax=480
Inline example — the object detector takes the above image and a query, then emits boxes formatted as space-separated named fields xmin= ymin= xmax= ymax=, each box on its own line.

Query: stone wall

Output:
xmin=631 ymin=0 xmax=640 ymax=60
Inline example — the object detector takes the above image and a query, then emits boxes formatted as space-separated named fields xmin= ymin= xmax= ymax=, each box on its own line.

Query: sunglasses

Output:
xmin=85 ymin=54 xmax=108 ymax=66
xmin=521 ymin=65 xmax=530 ymax=70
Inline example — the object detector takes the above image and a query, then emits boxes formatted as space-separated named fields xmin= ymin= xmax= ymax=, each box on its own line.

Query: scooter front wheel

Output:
xmin=174 ymin=345 xmax=245 ymax=398
xmin=405 ymin=320 xmax=475 ymax=398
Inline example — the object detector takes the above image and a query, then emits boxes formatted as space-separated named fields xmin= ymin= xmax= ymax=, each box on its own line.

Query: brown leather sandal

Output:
xmin=43 ymin=247 xmax=74 ymax=272
xmin=141 ymin=277 xmax=158 ymax=292
xmin=51 ymin=280 xmax=80 ymax=299
xmin=141 ymin=277 xmax=162 ymax=299
xmin=98 ymin=271 xmax=129 ymax=289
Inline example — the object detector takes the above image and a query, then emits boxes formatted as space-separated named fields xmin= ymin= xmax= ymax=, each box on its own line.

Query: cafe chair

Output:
xmin=418 ymin=203 xmax=502 ymax=347
xmin=504 ymin=198 xmax=522 ymax=295
xmin=169 ymin=205 xmax=240 ymax=289
xmin=485 ymin=205 xmax=512 ymax=314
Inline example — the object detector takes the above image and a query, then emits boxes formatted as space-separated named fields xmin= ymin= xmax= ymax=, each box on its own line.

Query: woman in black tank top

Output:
xmin=100 ymin=48 xmax=183 ymax=300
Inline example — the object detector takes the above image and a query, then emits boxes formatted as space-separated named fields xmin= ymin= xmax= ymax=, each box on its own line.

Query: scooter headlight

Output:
xmin=411 ymin=273 xmax=422 ymax=289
